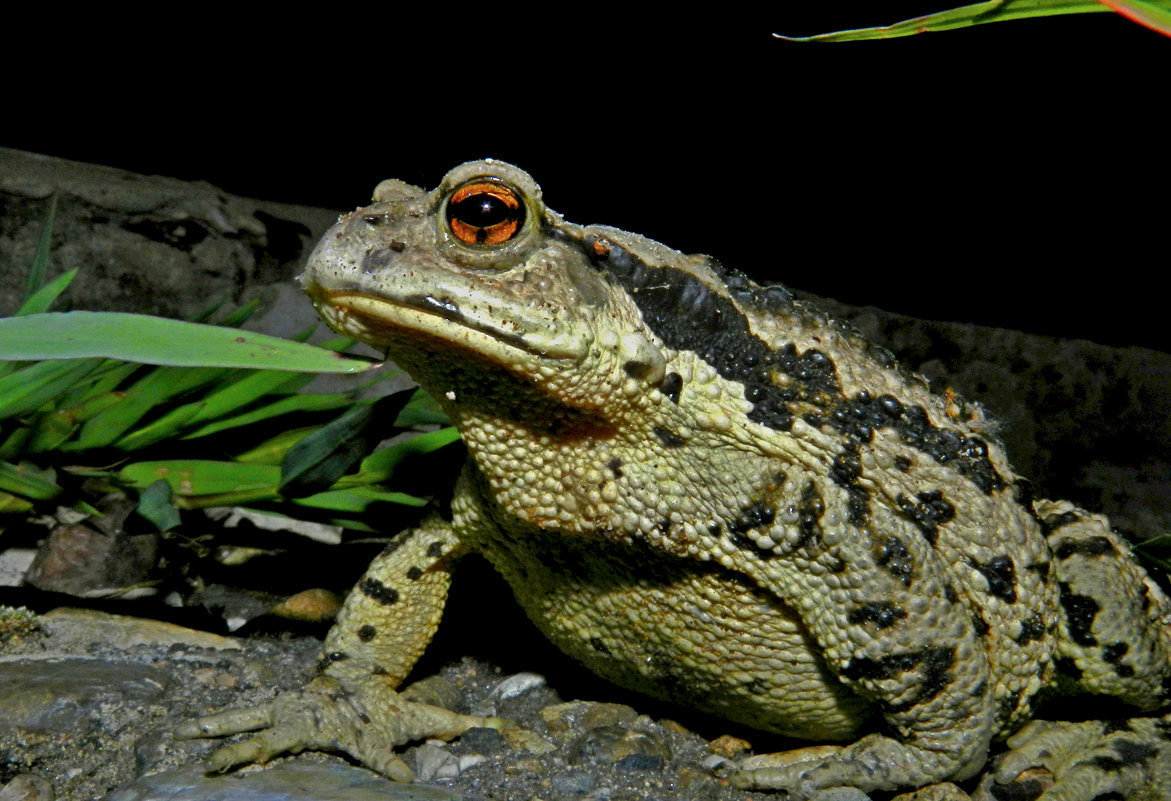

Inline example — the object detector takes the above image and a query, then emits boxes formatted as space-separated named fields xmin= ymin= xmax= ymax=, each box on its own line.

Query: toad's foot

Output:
xmin=972 ymin=718 xmax=1171 ymax=801
xmin=733 ymin=734 xmax=985 ymax=800
xmin=176 ymin=673 xmax=503 ymax=781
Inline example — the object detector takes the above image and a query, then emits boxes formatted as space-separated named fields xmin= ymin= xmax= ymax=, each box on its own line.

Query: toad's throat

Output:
xmin=311 ymin=288 xmax=590 ymax=362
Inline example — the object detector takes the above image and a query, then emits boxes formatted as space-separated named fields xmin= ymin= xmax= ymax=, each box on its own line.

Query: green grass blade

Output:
xmin=0 ymin=359 xmax=105 ymax=422
xmin=292 ymin=486 xmax=428 ymax=512
xmin=184 ymin=370 xmax=315 ymax=425
xmin=216 ymin=299 xmax=261 ymax=328
xmin=1098 ymin=0 xmax=1171 ymax=34
xmin=24 ymin=195 xmax=57 ymax=302
xmin=774 ymin=0 xmax=1110 ymax=41
xmin=0 ymin=490 xmax=34 ymax=513
xmin=182 ymin=394 xmax=352 ymax=441
xmin=396 ymin=389 xmax=450 ymax=427
xmin=0 ymin=460 xmax=62 ymax=501
xmin=233 ymin=427 xmax=322 ymax=465
xmin=114 ymin=403 xmax=206 ymax=451
xmin=63 ymin=361 xmax=144 ymax=406
xmin=16 ymin=269 xmax=78 ymax=317
xmin=278 ymin=392 xmax=413 ymax=494
xmin=0 ymin=312 xmax=381 ymax=374
xmin=119 ymin=459 xmax=281 ymax=498
xmin=71 ymin=366 xmax=231 ymax=450
xmin=25 ymin=408 xmax=80 ymax=453
xmin=352 ymin=426 xmax=462 ymax=485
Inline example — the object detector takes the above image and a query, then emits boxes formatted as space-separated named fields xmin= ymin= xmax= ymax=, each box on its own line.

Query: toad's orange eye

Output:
xmin=446 ymin=182 xmax=525 ymax=245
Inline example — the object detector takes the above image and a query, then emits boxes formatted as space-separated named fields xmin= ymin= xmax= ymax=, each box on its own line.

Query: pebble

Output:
xmin=0 ymin=775 xmax=55 ymax=801
xmin=489 ymin=672 xmax=546 ymax=700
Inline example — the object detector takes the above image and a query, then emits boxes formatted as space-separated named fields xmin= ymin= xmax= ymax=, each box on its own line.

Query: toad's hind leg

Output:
xmin=178 ymin=502 xmax=503 ymax=779
xmin=970 ymin=501 xmax=1171 ymax=801
xmin=733 ymin=510 xmax=999 ymax=797
xmin=1037 ymin=499 xmax=1171 ymax=706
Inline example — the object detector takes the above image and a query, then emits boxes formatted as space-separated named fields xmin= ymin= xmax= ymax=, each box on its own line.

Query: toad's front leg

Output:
xmin=178 ymin=501 xmax=501 ymax=779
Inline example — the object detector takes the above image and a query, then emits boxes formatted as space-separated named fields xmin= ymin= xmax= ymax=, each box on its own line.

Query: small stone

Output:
xmin=550 ymin=771 xmax=595 ymax=795
xmin=700 ymin=753 xmax=731 ymax=772
xmin=540 ymin=700 xmax=638 ymax=735
xmin=399 ymin=674 xmax=463 ymax=711
xmin=567 ymin=725 xmax=671 ymax=768
xmin=0 ymin=774 xmax=55 ymax=801
xmin=708 ymin=733 xmax=752 ymax=758
xmin=269 ymin=588 xmax=342 ymax=622
xmin=811 ymin=789 xmax=873 ymax=801
xmin=892 ymin=782 xmax=972 ymax=801
xmin=656 ymin=718 xmax=692 ymax=736
xmin=490 ymin=672 xmax=546 ymax=700
xmin=501 ymin=726 xmax=557 ymax=755
xmin=457 ymin=726 xmax=508 ymax=755
xmin=614 ymin=752 xmax=664 ymax=772
xmin=456 ymin=754 xmax=487 ymax=773
xmin=414 ymin=743 xmax=461 ymax=781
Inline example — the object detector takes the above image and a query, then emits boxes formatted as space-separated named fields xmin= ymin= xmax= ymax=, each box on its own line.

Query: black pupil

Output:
xmin=448 ymin=192 xmax=522 ymax=228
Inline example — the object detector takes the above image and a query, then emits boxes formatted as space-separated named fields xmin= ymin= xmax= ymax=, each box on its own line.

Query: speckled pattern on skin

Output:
xmin=178 ymin=161 xmax=1171 ymax=800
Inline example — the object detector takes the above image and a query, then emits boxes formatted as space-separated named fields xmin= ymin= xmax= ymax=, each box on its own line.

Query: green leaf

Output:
xmin=0 ymin=490 xmax=34 ymax=513
xmin=396 ymin=389 xmax=450 ymax=427
xmin=1097 ymin=0 xmax=1171 ymax=35
xmin=16 ymin=269 xmax=78 ymax=317
xmin=110 ymin=369 xmax=319 ymax=451
xmin=292 ymin=485 xmax=428 ymax=512
xmin=114 ymin=402 xmax=206 ymax=451
xmin=234 ymin=427 xmax=322 ymax=465
xmin=774 ymin=0 xmax=1111 ymax=41
xmin=279 ymin=391 xmax=413 ymax=495
xmin=64 ymin=361 xmax=144 ymax=407
xmin=0 ymin=312 xmax=381 ymax=374
xmin=352 ymin=426 xmax=462 ymax=485
xmin=136 ymin=479 xmax=182 ymax=532
xmin=24 ymin=195 xmax=57 ymax=302
xmin=71 ymin=366 xmax=230 ymax=450
xmin=0 ymin=460 xmax=62 ymax=501
xmin=183 ymin=369 xmax=315 ymax=425
xmin=1134 ymin=533 xmax=1171 ymax=573
xmin=0 ymin=359 xmax=105 ymax=422
xmin=182 ymin=393 xmax=352 ymax=441
xmin=25 ymin=408 xmax=80 ymax=453
xmin=119 ymin=459 xmax=281 ymax=501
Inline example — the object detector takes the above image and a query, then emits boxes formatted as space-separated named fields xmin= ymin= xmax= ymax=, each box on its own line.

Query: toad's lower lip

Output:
xmin=308 ymin=287 xmax=589 ymax=362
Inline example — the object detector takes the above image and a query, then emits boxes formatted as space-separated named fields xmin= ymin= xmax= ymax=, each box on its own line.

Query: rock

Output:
xmin=0 ymin=148 xmax=336 ymax=327
xmin=24 ymin=525 xmax=157 ymax=596
xmin=107 ymin=763 xmax=482 ymax=801
xmin=37 ymin=607 xmax=241 ymax=651
xmin=0 ymin=658 xmax=169 ymax=734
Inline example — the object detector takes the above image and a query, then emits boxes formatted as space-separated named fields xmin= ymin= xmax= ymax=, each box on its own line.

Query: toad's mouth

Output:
xmin=306 ymin=286 xmax=590 ymax=363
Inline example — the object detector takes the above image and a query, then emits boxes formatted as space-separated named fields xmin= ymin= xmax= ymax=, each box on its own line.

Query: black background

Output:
xmin=8 ymin=6 xmax=1167 ymax=350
